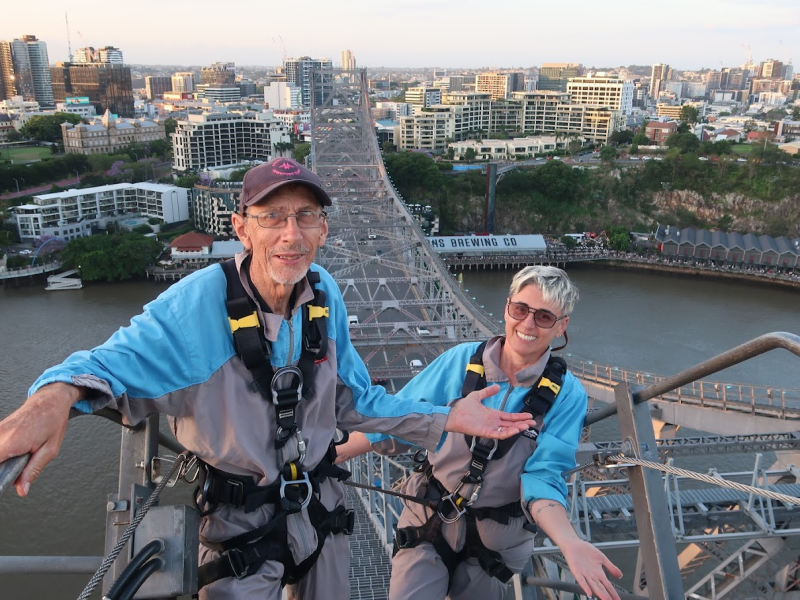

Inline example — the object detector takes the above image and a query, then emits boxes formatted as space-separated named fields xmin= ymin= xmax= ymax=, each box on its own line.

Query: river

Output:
xmin=0 ymin=265 xmax=799 ymax=599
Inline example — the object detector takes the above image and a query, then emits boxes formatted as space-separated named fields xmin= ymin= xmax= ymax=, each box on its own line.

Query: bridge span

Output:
xmin=310 ymin=70 xmax=800 ymax=600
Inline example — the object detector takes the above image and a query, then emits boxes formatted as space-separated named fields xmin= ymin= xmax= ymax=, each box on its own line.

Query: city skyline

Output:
xmin=3 ymin=0 xmax=800 ymax=71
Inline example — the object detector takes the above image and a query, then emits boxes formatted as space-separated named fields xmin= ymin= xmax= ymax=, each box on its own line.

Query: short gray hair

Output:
xmin=508 ymin=265 xmax=579 ymax=316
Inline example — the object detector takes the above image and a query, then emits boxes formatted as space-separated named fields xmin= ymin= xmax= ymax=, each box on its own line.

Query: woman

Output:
xmin=337 ymin=265 xmax=621 ymax=600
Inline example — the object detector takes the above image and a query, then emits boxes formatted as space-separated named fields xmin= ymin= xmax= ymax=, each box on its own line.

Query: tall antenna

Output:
xmin=65 ymin=13 xmax=73 ymax=62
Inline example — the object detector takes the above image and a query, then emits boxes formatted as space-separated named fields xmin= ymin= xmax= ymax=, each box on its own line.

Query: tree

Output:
xmin=150 ymin=138 xmax=171 ymax=161
xmin=599 ymin=146 xmax=618 ymax=164
xmin=793 ymin=106 xmax=800 ymax=121
xmin=6 ymin=130 xmax=23 ymax=142
xmin=293 ymin=143 xmax=310 ymax=164
xmin=19 ymin=113 xmax=83 ymax=143
xmin=665 ymin=132 xmax=700 ymax=154
xmin=381 ymin=140 xmax=397 ymax=154
xmin=632 ymin=132 xmax=650 ymax=146
xmin=680 ymin=105 xmax=699 ymax=125
xmin=561 ymin=235 xmax=578 ymax=250
xmin=164 ymin=118 xmax=178 ymax=140
xmin=607 ymin=226 xmax=631 ymax=251
xmin=60 ymin=233 xmax=164 ymax=281
xmin=464 ymin=148 xmax=477 ymax=162
xmin=610 ymin=130 xmax=634 ymax=145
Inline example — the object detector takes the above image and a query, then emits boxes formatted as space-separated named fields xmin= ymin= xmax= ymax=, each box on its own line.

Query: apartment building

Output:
xmin=396 ymin=90 xmax=622 ymax=151
xmin=476 ymin=72 xmax=525 ymax=100
xmin=406 ymin=87 xmax=442 ymax=108
xmin=341 ymin=50 xmax=356 ymax=71
xmin=450 ymin=135 xmax=564 ymax=160
xmin=73 ymin=46 xmax=124 ymax=64
xmin=567 ymin=75 xmax=633 ymax=115
xmin=192 ymin=182 xmax=240 ymax=238
xmin=172 ymin=72 xmax=195 ymax=94
xmin=13 ymin=183 xmax=189 ymax=242
xmin=171 ymin=111 xmax=291 ymax=172
xmin=645 ymin=121 xmax=678 ymax=144
xmin=264 ymin=82 xmax=302 ymax=109
xmin=62 ymin=110 xmax=166 ymax=155
xmin=200 ymin=62 xmax=236 ymax=86
xmin=656 ymin=103 xmax=683 ymax=120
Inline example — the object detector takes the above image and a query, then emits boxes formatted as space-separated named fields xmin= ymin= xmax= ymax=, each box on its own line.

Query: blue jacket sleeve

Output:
xmin=520 ymin=372 xmax=587 ymax=507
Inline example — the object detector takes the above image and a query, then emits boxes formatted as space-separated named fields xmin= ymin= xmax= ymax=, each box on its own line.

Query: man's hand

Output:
xmin=444 ymin=385 xmax=536 ymax=440
xmin=0 ymin=383 xmax=80 ymax=497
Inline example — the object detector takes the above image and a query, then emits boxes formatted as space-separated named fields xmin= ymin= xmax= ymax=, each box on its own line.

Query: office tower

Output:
xmin=782 ymin=64 xmax=794 ymax=80
xmin=538 ymin=63 xmax=582 ymax=92
xmin=650 ymin=63 xmax=671 ymax=99
xmin=200 ymin=62 xmax=236 ymax=86
xmin=0 ymin=35 xmax=54 ymax=107
xmin=342 ymin=50 xmax=356 ymax=71
xmin=171 ymin=72 xmax=195 ymax=94
xmin=448 ymin=75 xmax=475 ymax=92
xmin=51 ymin=62 xmax=134 ymax=118
xmin=145 ymin=76 xmax=172 ymax=100
xmin=74 ymin=46 xmax=124 ymax=64
xmin=283 ymin=56 xmax=333 ymax=107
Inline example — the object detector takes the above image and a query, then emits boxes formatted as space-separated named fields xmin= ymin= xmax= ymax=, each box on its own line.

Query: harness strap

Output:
xmin=198 ymin=497 xmax=356 ymax=589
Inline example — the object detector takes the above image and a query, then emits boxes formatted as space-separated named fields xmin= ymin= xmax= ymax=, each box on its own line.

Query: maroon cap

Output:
xmin=239 ymin=157 xmax=332 ymax=212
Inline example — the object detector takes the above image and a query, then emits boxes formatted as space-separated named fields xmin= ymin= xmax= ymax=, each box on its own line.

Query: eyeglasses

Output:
xmin=246 ymin=210 xmax=327 ymax=229
xmin=506 ymin=301 xmax=565 ymax=329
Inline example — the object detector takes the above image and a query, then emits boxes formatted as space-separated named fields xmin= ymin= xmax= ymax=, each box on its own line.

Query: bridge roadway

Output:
xmin=310 ymin=70 xmax=800 ymax=599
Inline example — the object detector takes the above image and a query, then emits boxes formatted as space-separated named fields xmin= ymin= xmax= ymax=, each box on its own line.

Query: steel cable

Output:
xmin=76 ymin=452 xmax=190 ymax=600
xmin=606 ymin=454 xmax=800 ymax=506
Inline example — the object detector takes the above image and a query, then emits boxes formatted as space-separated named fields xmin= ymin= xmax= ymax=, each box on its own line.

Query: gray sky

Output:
xmin=4 ymin=0 xmax=799 ymax=70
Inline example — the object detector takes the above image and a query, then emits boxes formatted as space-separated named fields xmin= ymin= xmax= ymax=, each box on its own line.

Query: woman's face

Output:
xmin=504 ymin=284 xmax=569 ymax=367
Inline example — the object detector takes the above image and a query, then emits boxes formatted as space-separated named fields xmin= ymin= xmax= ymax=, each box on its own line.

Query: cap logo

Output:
xmin=274 ymin=160 xmax=302 ymax=176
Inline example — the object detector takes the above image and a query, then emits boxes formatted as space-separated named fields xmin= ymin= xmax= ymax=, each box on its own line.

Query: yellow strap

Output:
xmin=229 ymin=312 xmax=259 ymax=333
xmin=307 ymin=305 xmax=329 ymax=320
xmin=538 ymin=376 xmax=561 ymax=395
xmin=289 ymin=462 xmax=298 ymax=480
xmin=466 ymin=364 xmax=485 ymax=377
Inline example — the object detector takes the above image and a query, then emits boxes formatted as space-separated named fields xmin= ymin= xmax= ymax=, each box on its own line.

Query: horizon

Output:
xmin=3 ymin=0 xmax=799 ymax=72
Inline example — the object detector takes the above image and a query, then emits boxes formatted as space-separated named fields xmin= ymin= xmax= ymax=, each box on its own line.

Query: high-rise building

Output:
xmin=0 ymin=35 xmax=54 ymax=107
xmin=341 ymin=50 xmax=356 ymax=71
xmin=650 ymin=63 xmax=672 ymax=99
xmin=145 ymin=76 xmax=172 ymax=100
xmin=73 ymin=46 xmax=124 ymax=64
xmin=476 ymin=72 xmax=525 ymax=100
xmin=283 ymin=56 xmax=333 ymax=107
xmin=51 ymin=62 xmax=134 ymax=118
xmin=171 ymin=72 xmax=195 ymax=94
xmin=567 ymin=75 xmax=634 ymax=115
xmin=759 ymin=59 xmax=783 ymax=79
xmin=538 ymin=63 xmax=582 ymax=92
xmin=200 ymin=62 xmax=236 ymax=86
xmin=782 ymin=64 xmax=794 ymax=80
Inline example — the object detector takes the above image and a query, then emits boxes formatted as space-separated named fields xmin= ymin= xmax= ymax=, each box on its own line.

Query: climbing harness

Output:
xmin=195 ymin=259 xmax=354 ymax=590
xmin=392 ymin=341 xmax=567 ymax=586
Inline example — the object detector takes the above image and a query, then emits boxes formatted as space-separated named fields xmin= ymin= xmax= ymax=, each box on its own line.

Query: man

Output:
xmin=0 ymin=157 xmax=534 ymax=599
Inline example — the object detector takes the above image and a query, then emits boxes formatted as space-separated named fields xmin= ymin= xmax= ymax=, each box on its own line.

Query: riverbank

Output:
xmin=573 ymin=257 xmax=800 ymax=292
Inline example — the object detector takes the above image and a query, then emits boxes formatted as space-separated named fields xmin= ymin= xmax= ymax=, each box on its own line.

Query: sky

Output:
xmin=4 ymin=0 xmax=799 ymax=71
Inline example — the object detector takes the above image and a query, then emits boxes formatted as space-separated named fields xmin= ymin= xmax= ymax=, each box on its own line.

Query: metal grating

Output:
xmin=347 ymin=485 xmax=392 ymax=599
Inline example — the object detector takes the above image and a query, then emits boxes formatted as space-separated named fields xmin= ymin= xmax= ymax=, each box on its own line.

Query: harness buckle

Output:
xmin=271 ymin=366 xmax=304 ymax=406
xmin=225 ymin=478 xmax=245 ymax=507
xmin=469 ymin=437 xmax=499 ymax=461
xmin=438 ymin=491 xmax=468 ymax=523
xmin=279 ymin=471 xmax=312 ymax=512
xmin=339 ymin=509 xmax=355 ymax=535
xmin=395 ymin=527 xmax=422 ymax=549
xmin=226 ymin=547 xmax=250 ymax=579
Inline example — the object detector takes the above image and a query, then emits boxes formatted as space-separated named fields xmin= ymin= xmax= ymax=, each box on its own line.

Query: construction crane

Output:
xmin=65 ymin=13 xmax=73 ymax=62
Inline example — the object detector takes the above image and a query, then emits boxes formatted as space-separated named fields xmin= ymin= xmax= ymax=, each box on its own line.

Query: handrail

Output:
xmin=0 ymin=407 xmax=184 ymax=501
xmin=585 ymin=332 xmax=800 ymax=426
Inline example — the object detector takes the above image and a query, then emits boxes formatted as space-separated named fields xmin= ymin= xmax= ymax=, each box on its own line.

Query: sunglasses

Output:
xmin=506 ymin=301 xmax=565 ymax=329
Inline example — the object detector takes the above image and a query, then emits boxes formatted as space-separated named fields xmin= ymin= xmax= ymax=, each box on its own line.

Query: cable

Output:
xmin=605 ymin=454 xmax=800 ymax=506
xmin=115 ymin=558 xmax=164 ymax=600
xmin=102 ymin=539 xmax=163 ymax=600
xmin=77 ymin=452 xmax=190 ymax=600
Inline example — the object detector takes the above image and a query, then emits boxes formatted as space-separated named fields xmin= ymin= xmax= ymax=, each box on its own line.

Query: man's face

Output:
xmin=232 ymin=185 xmax=328 ymax=287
